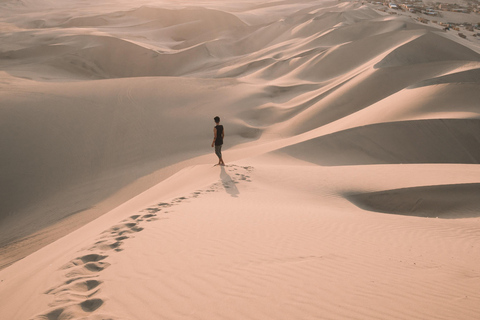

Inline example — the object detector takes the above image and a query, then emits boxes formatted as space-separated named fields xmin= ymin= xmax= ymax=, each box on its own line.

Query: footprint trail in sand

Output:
xmin=31 ymin=165 xmax=253 ymax=320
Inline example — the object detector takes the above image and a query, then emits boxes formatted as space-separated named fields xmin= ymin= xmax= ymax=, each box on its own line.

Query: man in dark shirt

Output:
xmin=211 ymin=116 xmax=225 ymax=166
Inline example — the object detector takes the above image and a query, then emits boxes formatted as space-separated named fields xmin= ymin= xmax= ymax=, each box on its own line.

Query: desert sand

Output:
xmin=1 ymin=0 xmax=480 ymax=319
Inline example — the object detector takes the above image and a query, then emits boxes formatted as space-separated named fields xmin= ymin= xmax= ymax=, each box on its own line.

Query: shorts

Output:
xmin=215 ymin=145 xmax=222 ymax=158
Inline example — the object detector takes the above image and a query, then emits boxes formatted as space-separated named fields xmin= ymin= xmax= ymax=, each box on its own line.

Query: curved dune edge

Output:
xmin=277 ymin=118 xmax=480 ymax=166
xmin=0 ymin=0 xmax=480 ymax=319
xmin=1 ymin=0 xmax=479 ymax=260
xmin=2 ymin=162 xmax=480 ymax=320
xmin=1 ymin=0 xmax=480 ymax=268
xmin=346 ymin=183 xmax=480 ymax=218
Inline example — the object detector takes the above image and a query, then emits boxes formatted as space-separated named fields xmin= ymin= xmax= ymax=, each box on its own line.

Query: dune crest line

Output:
xmin=30 ymin=165 xmax=253 ymax=320
xmin=0 ymin=0 xmax=479 ymax=319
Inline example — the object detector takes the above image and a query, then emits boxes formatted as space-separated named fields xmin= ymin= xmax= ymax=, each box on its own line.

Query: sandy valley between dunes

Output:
xmin=1 ymin=0 xmax=480 ymax=319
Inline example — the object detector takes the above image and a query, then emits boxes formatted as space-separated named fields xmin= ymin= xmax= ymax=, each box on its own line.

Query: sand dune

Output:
xmin=375 ymin=31 xmax=480 ymax=68
xmin=0 ymin=76 xmax=260 ymax=256
xmin=347 ymin=182 xmax=480 ymax=218
xmin=2 ymin=163 xmax=479 ymax=320
xmin=1 ymin=0 xmax=480 ymax=319
xmin=411 ymin=66 xmax=480 ymax=87
xmin=279 ymin=119 xmax=480 ymax=165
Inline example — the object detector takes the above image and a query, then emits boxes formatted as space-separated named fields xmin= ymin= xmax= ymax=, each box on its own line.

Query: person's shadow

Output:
xmin=220 ymin=166 xmax=240 ymax=197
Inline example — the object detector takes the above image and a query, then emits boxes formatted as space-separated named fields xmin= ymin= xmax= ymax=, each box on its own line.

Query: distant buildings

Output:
xmin=439 ymin=4 xmax=472 ymax=14
xmin=367 ymin=0 xmax=480 ymax=39
xmin=369 ymin=0 xmax=480 ymax=15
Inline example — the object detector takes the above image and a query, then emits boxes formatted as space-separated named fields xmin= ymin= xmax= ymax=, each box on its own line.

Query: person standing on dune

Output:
xmin=211 ymin=116 xmax=225 ymax=166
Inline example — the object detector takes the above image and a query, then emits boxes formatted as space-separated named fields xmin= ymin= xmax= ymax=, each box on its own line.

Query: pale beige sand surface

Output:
xmin=1 ymin=0 xmax=480 ymax=319
xmin=1 ymin=162 xmax=480 ymax=320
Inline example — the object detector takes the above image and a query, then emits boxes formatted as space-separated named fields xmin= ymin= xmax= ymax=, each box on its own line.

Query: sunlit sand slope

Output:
xmin=0 ymin=0 xmax=480 ymax=319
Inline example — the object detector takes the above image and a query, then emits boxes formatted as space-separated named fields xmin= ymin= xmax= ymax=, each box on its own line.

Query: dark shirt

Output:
xmin=215 ymin=125 xmax=224 ymax=146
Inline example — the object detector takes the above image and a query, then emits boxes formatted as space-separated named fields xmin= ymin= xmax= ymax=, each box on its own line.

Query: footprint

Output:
xmin=61 ymin=254 xmax=108 ymax=270
xmin=70 ymin=279 xmax=102 ymax=293
xmin=157 ymin=202 xmax=172 ymax=207
xmin=110 ymin=222 xmax=143 ymax=233
xmin=65 ymin=262 xmax=111 ymax=277
xmin=50 ymin=289 xmax=100 ymax=307
xmin=80 ymin=298 xmax=104 ymax=312
xmin=102 ymin=241 xmax=122 ymax=251
xmin=173 ymin=197 xmax=187 ymax=204
xmin=101 ymin=222 xmax=144 ymax=239
xmin=141 ymin=213 xmax=160 ymax=222
xmin=83 ymin=262 xmax=110 ymax=272
xmin=89 ymin=239 xmax=123 ymax=252
xmin=125 ymin=214 xmax=141 ymax=221
xmin=32 ymin=298 xmax=105 ymax=320
xmin=33 ymin=307 xmax=64 ymax=320
xmin=46 ymin=279 xmax=102 ymax=295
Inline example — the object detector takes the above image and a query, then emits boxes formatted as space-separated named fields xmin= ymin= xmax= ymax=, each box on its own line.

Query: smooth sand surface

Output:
xmin=1 ymin=0 xmax=480 ymax=319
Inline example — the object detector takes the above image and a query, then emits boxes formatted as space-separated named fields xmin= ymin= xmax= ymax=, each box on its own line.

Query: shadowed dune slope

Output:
xmin=411 ymin=67 xmax=480 ymax=88
xmin=279 ymin=119 xmax=480 ymax=166
xmin=1 ymin=1 xmax=480 ymax=319
xmin=375 ymin=31 xmax=480 ymax=68
xmin=0 ymin=77 xmax=261 ymax=248
xmin=347 ymin=183 xmax=480 ymax=218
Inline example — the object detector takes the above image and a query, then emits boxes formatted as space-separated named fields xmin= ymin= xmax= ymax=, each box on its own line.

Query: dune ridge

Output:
xmin=279 ymin=118 xmax=480 ymax=165
xmin=1 ymin=0 xmax=480 ymax=319
xmin=347 ymin=182 xmax=480 ymax=218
